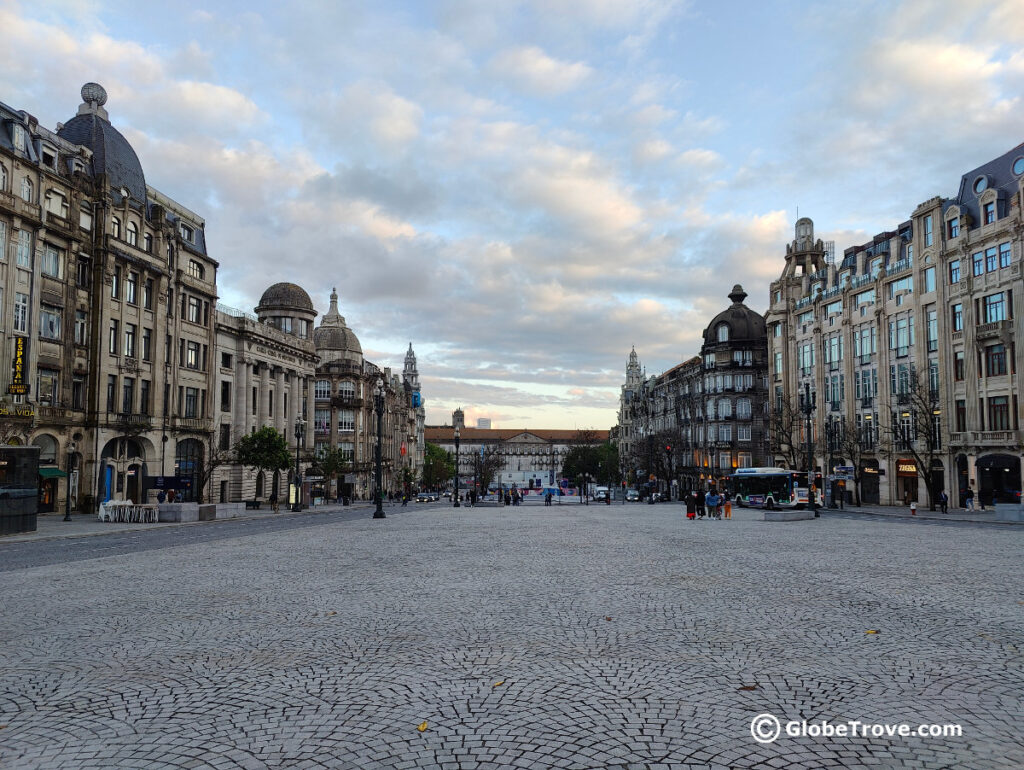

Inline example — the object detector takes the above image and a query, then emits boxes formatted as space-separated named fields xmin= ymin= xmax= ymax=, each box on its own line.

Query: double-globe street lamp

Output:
xmin=292 ymin=418 xmax=305 ymax=512
xmin=802 ymin=382 xmax=819 ymax=517
xmin=453 ymin=426 xmax=461 ymax=507
xmin=374 ymin=377 xmax=386 ymax=519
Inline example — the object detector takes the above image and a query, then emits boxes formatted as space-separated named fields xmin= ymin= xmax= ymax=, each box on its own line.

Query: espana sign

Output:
xmin=8 ymin=336 xmax=28 ymax=395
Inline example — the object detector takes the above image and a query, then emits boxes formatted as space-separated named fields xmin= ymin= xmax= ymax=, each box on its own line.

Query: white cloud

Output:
xmin=489 ymin=46 xmax=593 ymax=96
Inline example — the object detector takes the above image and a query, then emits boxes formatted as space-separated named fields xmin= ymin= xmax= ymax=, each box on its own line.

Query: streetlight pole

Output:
xmin=373 ymin=378 xmax=386 ymax=519
xmin=803 ymin=382 xmax=818 ymax=516
xmin=453 ymin=426 xmax=461 ymax=507
xmin=292 ymin=418 xmax=305 ymax=512
xmin=63 ymin=442 xmax=76 ymax=521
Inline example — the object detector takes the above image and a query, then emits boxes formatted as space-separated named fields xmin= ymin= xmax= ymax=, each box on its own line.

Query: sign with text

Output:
xmin=8 ymin=336 xmax=28 ymax=395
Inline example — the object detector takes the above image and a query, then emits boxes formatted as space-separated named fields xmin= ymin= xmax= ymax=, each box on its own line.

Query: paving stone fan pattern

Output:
xmin=1 ymin=506 xmax=1022 ymax=769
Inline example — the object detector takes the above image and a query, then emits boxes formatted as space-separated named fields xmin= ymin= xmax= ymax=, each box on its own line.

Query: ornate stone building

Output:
xmin=766 ymin=142 xmax=1023 ymax=506
xmin=616 ymin=285 xmax=771 ymax=496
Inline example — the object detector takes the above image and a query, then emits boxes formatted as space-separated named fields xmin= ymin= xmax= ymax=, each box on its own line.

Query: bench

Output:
xmin=244 ymin=500 xmax=262 ymax=510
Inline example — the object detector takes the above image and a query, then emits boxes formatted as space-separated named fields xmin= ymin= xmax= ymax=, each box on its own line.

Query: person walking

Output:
xmin=685 ymin=491 xmax=696 ymax=521
xmin=939 ymin=489 xmax=948 ymax=514
xmin=270 ymin=492 xmax=279 ymax=513
xmin=696 ymin=491 xmax=706 ymax=519
xmin=965 ymin=484 xmax=975 ymax=512
xmin=705 ymin=489 xmax=721 ymax=520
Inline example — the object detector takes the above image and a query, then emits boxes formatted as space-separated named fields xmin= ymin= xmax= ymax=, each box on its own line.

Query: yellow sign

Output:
xmin=897 ymin=461 xmax=917 ymax=474
xmin=0 ymin=403 xmax=35 ymax=418
xmin=9 ymin=336 xmax=27 ymax=394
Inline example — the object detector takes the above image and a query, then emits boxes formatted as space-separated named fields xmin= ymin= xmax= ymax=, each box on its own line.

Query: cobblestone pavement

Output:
xmin=1 ymin=505 xmax=1021 ymax=769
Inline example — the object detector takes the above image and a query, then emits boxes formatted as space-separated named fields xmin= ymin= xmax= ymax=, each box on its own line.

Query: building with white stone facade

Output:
xmin=766 ymin=142 xmax=1023 ymax=506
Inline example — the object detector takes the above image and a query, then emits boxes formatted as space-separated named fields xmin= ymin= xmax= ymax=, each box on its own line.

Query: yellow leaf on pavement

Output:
xmin=417 ymin=721 xmax=428 ymax=732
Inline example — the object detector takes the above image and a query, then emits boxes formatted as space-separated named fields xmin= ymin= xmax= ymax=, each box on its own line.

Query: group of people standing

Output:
xmin=683 ymin=488 xmax=731 ymax=520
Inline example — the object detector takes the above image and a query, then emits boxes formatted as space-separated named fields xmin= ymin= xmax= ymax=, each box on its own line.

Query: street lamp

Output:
xmin=63 ymin=442 xmax=76 ymax=521
xmin=802 ymin=382 xmax=818 ymax=517
xmin=453 ymin=426 xmax=461 ymax=507
xmin=292 ymin=418 xmax=305 ymax=511
xmin=373 ymin=378 xmax=386 ymax=519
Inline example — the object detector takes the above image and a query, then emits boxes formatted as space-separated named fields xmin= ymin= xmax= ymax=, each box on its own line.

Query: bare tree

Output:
xmin=195 ymin=434 xmax=236 ymax=504
xmin=767 ymin=398 xmax=805 ymax=470
xmin=878 ymin=369 xmax=944 ymax=510
xmin=835 ymin=416 xmax=876 ymax=507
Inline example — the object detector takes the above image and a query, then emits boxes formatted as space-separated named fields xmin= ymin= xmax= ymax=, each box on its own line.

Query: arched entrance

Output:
xmin=272 ymin=470 xmax=281 ymax=500
xmin=174 ymin=439 xmax=204 ymax=502
xmin=99 ymin=438 xmax=148 ymax=503
xmin=976 ymin=454 xmax=1021 ymax=505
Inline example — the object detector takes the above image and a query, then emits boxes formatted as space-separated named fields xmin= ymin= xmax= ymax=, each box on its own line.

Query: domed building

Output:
xmin=256 ymin=283 xmax=317 ymax=340
xmin=616 ymin=284 xmax=770 ymax=497
xmin=309 ymin=289 xmax=425 ymax=501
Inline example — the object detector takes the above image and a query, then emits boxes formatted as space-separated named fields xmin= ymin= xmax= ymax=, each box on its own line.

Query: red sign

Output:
xmin=400 ymin=442 xmax=407 ymax=457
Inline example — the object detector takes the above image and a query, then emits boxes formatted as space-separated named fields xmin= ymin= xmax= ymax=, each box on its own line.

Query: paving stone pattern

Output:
xmin=1 ymin=505 xmax=1021 ymax=769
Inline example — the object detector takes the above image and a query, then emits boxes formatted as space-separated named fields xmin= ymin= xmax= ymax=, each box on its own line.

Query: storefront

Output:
xmin=37 ymin=467 xmax=68 ymax=513
xmin=860 ymin=460 xmax=880 ymax=504
xmin=896 ymin=458 xmax=918 ymax=503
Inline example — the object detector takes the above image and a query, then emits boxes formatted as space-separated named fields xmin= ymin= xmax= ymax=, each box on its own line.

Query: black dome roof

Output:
xmin=256 ymin=282 xmax=314 ymax=312
xmin=58 ymin=112 xmax=147 ymax=204
xmin=703 ymin=285 xmax=766 ymax=344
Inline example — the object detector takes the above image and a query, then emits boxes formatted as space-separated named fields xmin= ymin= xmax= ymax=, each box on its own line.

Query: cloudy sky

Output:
xmin=3 ymin=0 xmax=1023 ymax=430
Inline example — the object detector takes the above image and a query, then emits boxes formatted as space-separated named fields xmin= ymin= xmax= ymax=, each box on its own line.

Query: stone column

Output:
xmin=274 ymin=367 xmax=285 ymax=434
xmin=305 ymin=376 xmax=315 ymax=434
xmin=241 ymin=358 xmax=253 ymax=435
xmin=234 ymin=356 xmax=249 ymax=440
xmin=259 ymin=363 xmax=270 ymax=428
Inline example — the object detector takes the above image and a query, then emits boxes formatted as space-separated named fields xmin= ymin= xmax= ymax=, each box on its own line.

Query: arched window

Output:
xmin=143 ymin=233 xmax=153 ymax=253
xmin=32 ymin=434 xmax=58 ymax=464
xmin=338 ymin=381 xmax=355 ymax=398
xmin=0 ymin=163 xmax=7 ymax=191
xmin=126 ymin=221 xmax=138 ymax=246
xmin=716 ymin=323 xmax=729 ymax=342
xmin=188 ymin=259 xmax=204 ymax=279
xmin=20 ymin=177 xmax=32 ymax=202
xmin=256 ymin=470 xmax=265 ymax=499
xmin=112 ymin=216 xmax=122 ymax=239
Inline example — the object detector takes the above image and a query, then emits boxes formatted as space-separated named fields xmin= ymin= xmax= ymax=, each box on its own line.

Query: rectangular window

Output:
xmin=924 ymin=214 xmax=933 ymax=246
xmin=983 ymin=293 xmax=1006 ymax=323
xmin=989 ymin=396 xmax=1009 ymax=430
xmin=221 ymin=352 xmax=232 ymax=369
xmin=42 ymin=244 xmax=62 ymax=277
xmin=926 ymin=308 xmax=938 ymax=352
xmin=72 ymin=375 xmax=85 ymax=410
xmin=109 ymin=320 xmax=119 ymax=354
xmin=0 ymin=221 xmax=6 ymax=261
xmin=985 ymin=344 xmax=1007 ymax=377
xmin=14 ymin=292 xmax=28 ymax=333
xmin=314 ymin=408 xmax=331 ymax=432
xmin=737 ymin=425 xmax=751 ymax=442
xmin=40 ymin=305 xmax=62 ymax=340
xmin=985 ymin=246 xmax=998 ymax=273
xmin=947 ymin=217 xmax=959 ymax=238
xmin=125 ymin=271 xmax=138 ymax=304
xmin=74 ymin=310 xmax=87 ymax=345
xmin=184 ymin=387 xmax=199 ymax=418
xmin=719 ymin=424 xmax=732 ymax=442
xmin=187 ymin=296 xmax=201 ymax=323
xmin=16 ymin=230 xmax=32 ymax=267
xmin=37 ymin=368 xmax=58 ymax=406
xmin=923 ymin=266 xmax=935 ymax=293
xmin=124 ymin=323 xmax=136 ymax=358
xmin=219 ymin=424 xmax=231 ymax=451
xmin=122 ymin=377 xmax=135 ymax=414
xmin=220 ymin=381 xmax=232 ymax=412
xmin=338 ymin=409 xmax=355 ymax=432
xmin=983 ymin=201 xmax=995 ymax=224
xmin=955 ymin=399 xmax=966 ymax=432
xmin=973 ymin=251 xmax=984 ymax=276
xmin=186 ymin=340 xmax=200 ymax=369
xmin=949 ymin=259 xmax=960 ymax=284
xmin=77 ymin=258 xmax=90 ymax=288
xmin=111 ymin=267 xmax=121 ymax=299
xmin=141 ymin=327 xmax=152 ymax=361
xmin=954 ymin=351 xmax=965 ymax=381
xmin=951 ymin=303 xmax=963 ymax=332
xmin=143 ymin=278 xmax=154 ymax=309
xmin=140 ymin=379 xmax=151 ymax=415
xmin=107 ymin=375 xmax=117 ymax=413
xmin=999 ymin=242 xmax=1011 ymax=269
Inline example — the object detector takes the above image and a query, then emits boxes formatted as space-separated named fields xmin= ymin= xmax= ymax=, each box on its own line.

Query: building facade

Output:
xmin=617 ymin=285 xmax=771 ymax=496
xmin=766 ymin=142 xmax=1023 ymax=506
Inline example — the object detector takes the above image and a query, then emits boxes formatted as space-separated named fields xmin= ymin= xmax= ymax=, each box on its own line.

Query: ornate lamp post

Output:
xmin=453 ymin=426 xmax=461 ymax=507
xmin=802 ymin=382 xmax=818 ymax=517
xmin=373 ymin=378 xmax=386 ymax=519
xmin=293 ymin=418 xmax=305 ymax=511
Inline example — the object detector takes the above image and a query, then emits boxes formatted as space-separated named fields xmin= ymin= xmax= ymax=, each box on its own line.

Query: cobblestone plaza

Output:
xmin=1 ymin=505 xmax=1021 ymax=769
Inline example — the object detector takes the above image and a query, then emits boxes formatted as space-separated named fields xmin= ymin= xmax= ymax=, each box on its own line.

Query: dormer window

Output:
xmin=12 ymin=124 xmax=26 ymax=151
xmin=44 ymin=190 xmax=69 ymax=218
xmin=716 ymin=323 xmax=729 ymax=342
xmin=179 ymin=223 xmax=194 ymax=242
xmin=41 ymin=146 xmax=57 ymax=169
xmin=188 ymin=259 xmax=204 ymax=279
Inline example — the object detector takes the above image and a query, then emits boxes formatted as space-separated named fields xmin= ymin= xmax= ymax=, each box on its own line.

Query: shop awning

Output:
xmin=38 ymin=467 xmax=68 ymax=479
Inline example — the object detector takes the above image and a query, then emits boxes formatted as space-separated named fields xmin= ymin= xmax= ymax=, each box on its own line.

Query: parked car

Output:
xmin=416 ymin=492 xmax=434 ymax=503
xmin=625 ymin=489 xmax=640 ymax=502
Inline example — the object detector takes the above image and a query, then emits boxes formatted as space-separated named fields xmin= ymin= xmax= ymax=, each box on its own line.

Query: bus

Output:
xmin=730 ymin=467 xmax=822 ymax=509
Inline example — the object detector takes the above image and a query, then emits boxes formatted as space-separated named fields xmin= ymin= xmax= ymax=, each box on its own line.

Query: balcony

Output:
xmin=976 ymin=320 xmax=1010 ymax=341
xmin=948 ymin=430 xmax=1020 ymax=447
xmin=331 ymin=394 xmax=362 ymax=408
xmin=37 ymin=405 xmax=73 ymax=425
xmin=850 ymin=274 xmax=873 ymax=289
xmin=172 ymin=416 xmax=213 ymax=432
xmin=830 ymin=402 xmax=842 ymax=412
xmin=861 ymin=397 xmax=873 ymax=408
xmin=109 ymin=413 xmax=153 ymax=431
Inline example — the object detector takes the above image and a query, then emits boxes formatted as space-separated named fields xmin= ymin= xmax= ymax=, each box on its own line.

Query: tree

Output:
xmin=234 ymin=426 xmax=291 ymax=498
xmin=834 ymin=416 xmax=876 ymax=507
xmin=767 ymin=397 xmax=805 ymax=471
xmin=194 ymin=434 xmax=235 ymax=504
xmin=475 ymin=444 xmax=504 ymax=492
xmin=421 ymin=442 xmax=454 ymax=489
xmin=310 ymin=446 xmax=350 ymax=499
xmin=879 ymin=368 xmax=945 ymax=510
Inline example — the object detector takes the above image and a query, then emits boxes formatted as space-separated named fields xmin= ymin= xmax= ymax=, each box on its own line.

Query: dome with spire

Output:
xmin=314 ymin=288 xmax=363 ymax=363
xmin=703 ymin=284 xmax=766 ymax=345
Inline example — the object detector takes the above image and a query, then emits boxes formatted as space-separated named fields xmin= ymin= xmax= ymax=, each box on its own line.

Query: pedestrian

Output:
xmin=696 ymin=491 xmax=706 ymax=519
xmin=705 ymin=489 xmax=721 ymax=519
xmin=270 ymin=492 xmax=279 ymax=513
xmin=939 ymin=489 xmax=948 ymax=514
xmin=156 ymin=489 xmax=166 ymax=504
xmin=965 ymin=484 xmax=974 ymax=512
xmin=685 ymin=492 xmax=696 ymax=521
xmin=167 ymin=488 xmax=176 ymax=504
